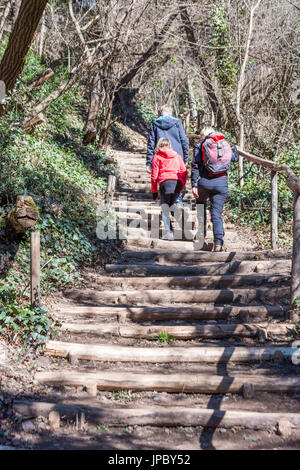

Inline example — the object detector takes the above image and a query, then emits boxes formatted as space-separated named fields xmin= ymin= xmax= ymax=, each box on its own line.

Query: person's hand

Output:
xmin=152 ymin=192 xmax=158 ymax=201
xmin=146 ymin=166 xmax=152 ymax=174
xmin=192 ymin=187 xmax=199 ymax=199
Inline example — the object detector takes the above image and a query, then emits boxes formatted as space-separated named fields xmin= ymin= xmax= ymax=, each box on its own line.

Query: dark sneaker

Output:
xmin=213 ymin=243 xmax=223 ymax=252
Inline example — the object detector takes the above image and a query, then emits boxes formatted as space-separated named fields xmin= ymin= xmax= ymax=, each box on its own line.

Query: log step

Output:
xmin=59 ymin=322 xmax=293 ymax=339
xmin=55 ymin=304 xmax=287 ymax=322
xmin=63 ymin=286 xmax=289 ymax=305
xmin=44 ymin=341 xmax=297 ymax=363
xmin=13 ymin=401 xmax=300 ymax=430
xmin=121 ymin=249 xmax=291 ymax=263
xmin=84 ymin=274 xmax=289 ymax=290
xmin=35 ymin=370 xmax=300 ymax=394
xmin=105 ymin=261 xmax=291 ymax=276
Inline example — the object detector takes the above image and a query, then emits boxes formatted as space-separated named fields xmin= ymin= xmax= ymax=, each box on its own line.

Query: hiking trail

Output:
xmin=12 ymin=149 xmax=300 ymax=450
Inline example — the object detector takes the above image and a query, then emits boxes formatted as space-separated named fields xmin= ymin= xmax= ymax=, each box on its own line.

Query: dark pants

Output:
xmin=196 ymin=176 xmax=228 ymax=245
xmin=160 ymin=180 xmax=182 ymax=234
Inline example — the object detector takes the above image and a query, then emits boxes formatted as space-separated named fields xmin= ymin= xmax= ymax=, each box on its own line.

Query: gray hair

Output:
xmin=200 ymin=127 xmax=214 ymax=139
xmin=158 ymin=105 xmax=173 ymax=116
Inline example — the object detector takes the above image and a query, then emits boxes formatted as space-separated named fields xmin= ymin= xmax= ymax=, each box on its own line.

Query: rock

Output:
xmin=22 ymin=420 xmax=38 ymax=434
xmin=242 ymin=383 xmax=255 ymax=399
xmin=86 ymin=383 xmax=97 ymax=397
xmin=48 ymin=410 xmax=60 ymax=430
xmin=277 ymin=418 xmax=293 ymax=438
xmin=67 ymin=353 xmax=79 ymax=366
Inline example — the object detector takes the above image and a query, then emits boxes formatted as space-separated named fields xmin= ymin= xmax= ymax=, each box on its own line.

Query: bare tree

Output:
xmin=0 ymin=0 xmax=48 ymax=93
xmin=235 ymin=0 xmax=262 ymax=186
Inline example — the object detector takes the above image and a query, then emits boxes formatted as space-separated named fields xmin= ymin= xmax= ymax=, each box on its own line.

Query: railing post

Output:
xmin=291 ymin=190 xmax=300 ymax=311
xmin=271 ymin=171 xmax=278 ymax=250
xmin=30 ymin=231 xmax=40 ymax=309
xmin=106 ymin=174 xmax=116 ymax=207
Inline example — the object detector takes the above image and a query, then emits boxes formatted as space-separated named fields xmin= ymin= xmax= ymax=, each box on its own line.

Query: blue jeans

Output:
xmin=196 ymin=177 xmax=228 ymax=245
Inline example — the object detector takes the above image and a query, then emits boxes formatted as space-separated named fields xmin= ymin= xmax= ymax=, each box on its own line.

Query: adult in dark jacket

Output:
xmin=146 ymin=105 xmax=189 ymax=169
xmin=146 ymin=105 xmax=189 ymax=207
xmin=191 ymin=127 xmax=239 ymax=252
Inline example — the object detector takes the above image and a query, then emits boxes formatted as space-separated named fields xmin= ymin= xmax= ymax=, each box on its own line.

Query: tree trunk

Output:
xmin=291 ymin=191 xmax=300 ymax=306
xmin=7 ymin=196 xmax=39 ymax=234
xmin=116 ymin=12 xmax=178 ymax=92
xmin=26 ymin=68 xmax=54 ymax=89
xmin=179 ymin=3 xmax=224 ymax=128
xmin=186 ymin=78 xmax=197 ymax=132
xmin=0 ymin=0 xmax=48 ymax=92
xmin=83 ymin=71 xmax=102 ymax=144
xmin=23 ymin=67 xmax=80 ymax=132
xmin=235 ymin=0 xmax=261 ymax=187
xmin=38 ymin=10 xmax=47 ymax=57
xmin=0 ymin=1 xmax=11 ymax=41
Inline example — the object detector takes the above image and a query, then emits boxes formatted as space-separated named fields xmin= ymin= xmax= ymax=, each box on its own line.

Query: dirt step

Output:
xmin=44 ymin=341 xmax=296 ymax=363
xmin=63 ymin=286 xmax=289 ymax=306
xmin=55 ymin=304 xmax=287 ymax=322
xmin=59 ymin=322 xmax=293 ymax=340
xmin=121 ymin=249 xmax=291 ymax=263
xmin=105 ymin=260 xmax=291 ymax=276
xmin=84 ymin=274 xmax=289 ymax=290
xmin=13 ymin=401 xmax=300 ymax=432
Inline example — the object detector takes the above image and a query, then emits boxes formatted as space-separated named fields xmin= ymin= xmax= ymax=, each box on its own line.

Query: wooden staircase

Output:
xmin=14 ymin=149 xmax=300 ymax=450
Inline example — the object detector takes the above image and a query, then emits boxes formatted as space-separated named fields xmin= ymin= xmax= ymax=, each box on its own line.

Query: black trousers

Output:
xmin=159 ymin=180 xmax=182 ymax=233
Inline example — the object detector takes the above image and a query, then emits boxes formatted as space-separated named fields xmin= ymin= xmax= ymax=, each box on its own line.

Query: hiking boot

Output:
xmin=213 ymin=243 xmax=223 ymax=252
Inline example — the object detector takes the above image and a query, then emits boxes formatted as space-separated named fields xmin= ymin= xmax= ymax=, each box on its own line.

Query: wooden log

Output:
xmin=154 ymin=251 xmax=292 ymax=265
xmin=60 ymin=322 xmax=293 ymax=340
xmin=236 ymin=148 xmax=300 ymax=194
xmin=35 ymin=370 xmax=300 ymax=394
xmin=63 ymin=286 xmax=290 ymax=306
xmin=30 ymin=232 xmax=40 ymax=308
xmin=55 ymin=304 xmax=286 ymax=322
xmin=126 ymin=238 xmax=194 ymax=251
xmin=23 ymin=113 xmax=47 ymax=133
xmin=105 ymin=260 xmax=291 ymax=276
xmin=291 ymin=190 xmax=300 ymax=307
xmin=271 ymin=171 xmax=278 ymax=250
xmin=86 ymin=274 xmax=289 ymax=290
xmin=26 ymin=68 xmax=54 ymax=89
xmin=44 ymin=341 xmax=297 ymax=363
xmin=7 ymin=196 xmax=39 ymax=233
xmin=121 ymin=249 xmax=292 ymax=263
xmin=13 ymin=401 xmax=300 ymax=430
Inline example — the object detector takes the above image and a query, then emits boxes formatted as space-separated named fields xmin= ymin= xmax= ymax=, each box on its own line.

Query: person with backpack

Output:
xmin=151 ymin=138 xmax=188 ymax=240
xmin=191 ymin=127 xmax=239 ymax=252
xmin=146 ymin=105 xmax=189 ymax=208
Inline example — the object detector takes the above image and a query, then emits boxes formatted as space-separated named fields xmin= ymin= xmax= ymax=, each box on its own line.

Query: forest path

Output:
xmin=13 ymin=149 xmax=300 ymax=450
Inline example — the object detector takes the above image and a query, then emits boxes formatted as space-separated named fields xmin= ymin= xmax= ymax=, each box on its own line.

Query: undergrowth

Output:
xmin=0 ymin=43 xmax=119 ymax=347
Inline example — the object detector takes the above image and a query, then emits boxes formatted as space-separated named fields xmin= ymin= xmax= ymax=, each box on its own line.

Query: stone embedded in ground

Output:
xmin=277 ymin=418 xmax=293 ymax=438
xmin=242 ymin=383 xmax=255 ymax=399
xmin=22 ymin=419 xmax=38 ymax=434
xmin=48 ymin=410 xmax=60 ymax=430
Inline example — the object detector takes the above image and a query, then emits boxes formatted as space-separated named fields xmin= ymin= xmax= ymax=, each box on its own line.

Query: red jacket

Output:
xmin=151 ymin=147 xmax=188 ymax=193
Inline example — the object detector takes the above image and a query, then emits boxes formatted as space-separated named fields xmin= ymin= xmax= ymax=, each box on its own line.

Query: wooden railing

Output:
xmin=188 ymin=135 xmax=300 ymax=306
xmin=237 ymin=148 xmax=300 ymax=307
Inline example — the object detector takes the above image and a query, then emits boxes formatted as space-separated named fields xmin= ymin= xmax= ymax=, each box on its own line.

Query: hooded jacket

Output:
xmin=151 ymin=147 xmax=188 ymax=193
xmin=146 ymin=116 xmax=189 ymax=167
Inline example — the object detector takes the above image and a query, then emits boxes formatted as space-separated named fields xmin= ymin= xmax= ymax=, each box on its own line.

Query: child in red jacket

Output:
xmin=151 ymin=138 xmax=188 ymax=240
